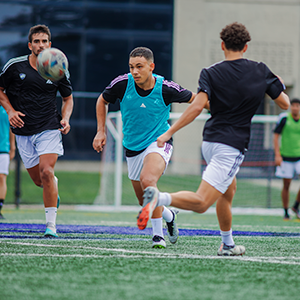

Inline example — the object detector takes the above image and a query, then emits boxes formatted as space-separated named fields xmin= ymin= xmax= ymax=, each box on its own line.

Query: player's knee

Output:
xmin=193 ymin=195 xmax=209 ymax=214
xmin=40 ymin=167 xmax=54 ymax=183
xmin=140 ymin=176 xmax=156 ymax=190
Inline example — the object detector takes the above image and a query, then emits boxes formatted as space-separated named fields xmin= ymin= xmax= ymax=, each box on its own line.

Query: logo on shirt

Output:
xmin=46 ymin=80 xmax=53 ymax=84
xmin=140 ymin=103 xmax=146 ymax=108
xmin=19 ymin=73 xmax=26 ymax=80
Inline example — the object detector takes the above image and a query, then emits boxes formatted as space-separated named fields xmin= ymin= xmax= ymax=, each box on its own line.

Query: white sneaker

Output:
xmin=217 ymin=243 xmax=245 ymax=256
xmin=152 ymin=235 xmax=166 ymax=249
xmin=166 ymin=209 xmax=179 ymax=244
xmin=44 ymin=222 xmax=58 ymax=238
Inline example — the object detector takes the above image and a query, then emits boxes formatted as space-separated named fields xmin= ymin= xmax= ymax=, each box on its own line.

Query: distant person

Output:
xmin=0 ymin=24 xmax=73 ymax=236
xmin=93 ymin=46 xmax=198 ymax=248
xmin=0 ymin=105 xmax=15 ymax=219
xmin=137 ymin=22 xmax=290 ymax=255
xmin=274 ymin=98 xmax=300 ymax=219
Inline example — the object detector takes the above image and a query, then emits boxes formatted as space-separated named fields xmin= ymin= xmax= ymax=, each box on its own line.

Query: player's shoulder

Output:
xmin=107 ymin=73 xmax=128 ymax=89
xmin=162 ymin=78 xmax=187 ymax=93
xmin=204 ymin=60 xmax=225 ymax=71
xmin=1 ymin=55 xmax=28 ymax=73
xmin=277 ymin=112 xmax=288 ymax=122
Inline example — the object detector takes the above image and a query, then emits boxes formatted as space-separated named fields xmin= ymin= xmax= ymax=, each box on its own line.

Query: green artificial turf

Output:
xmin=1 ymin=209 xmax=300 ymax=300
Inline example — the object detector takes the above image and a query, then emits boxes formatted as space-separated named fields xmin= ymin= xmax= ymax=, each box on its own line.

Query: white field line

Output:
xmin=1 ymin=241 xmax=300 ymax=265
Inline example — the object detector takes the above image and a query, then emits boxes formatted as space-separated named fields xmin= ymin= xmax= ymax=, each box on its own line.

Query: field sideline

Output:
xmin=1 ymin=208 xmax=300 ymax=300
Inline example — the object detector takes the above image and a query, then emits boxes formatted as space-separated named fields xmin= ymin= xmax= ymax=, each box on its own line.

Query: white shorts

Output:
xmin=126 ymin=141 xmax=173 ymax=181
xmin=16 ymin=130 xmax=64 ymax=169
xmin=0 ymin=153 xmax=10 ymax=175
xmin=275 ymin=160 xmax=300 ymax=179
xmin=202 ymin=141 xmax=245 ymax=194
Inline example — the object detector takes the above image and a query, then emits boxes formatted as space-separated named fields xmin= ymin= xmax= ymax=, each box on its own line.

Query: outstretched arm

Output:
xmin=157 ymin=91 xmax=208 ymax=147
xmin=93 ymin=94 xmax=109 ymax=152
xmin=274 ymin=92 xmax=290 ymax=110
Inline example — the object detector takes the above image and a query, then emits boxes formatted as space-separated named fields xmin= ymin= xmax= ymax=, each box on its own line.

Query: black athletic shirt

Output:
xmin=0 ymin=55 xmax=72 ymax=136
xmin=102 ymin=73 xmax=192 ymax=156
xmin=198 ymin=59 xmax=284 ymax=153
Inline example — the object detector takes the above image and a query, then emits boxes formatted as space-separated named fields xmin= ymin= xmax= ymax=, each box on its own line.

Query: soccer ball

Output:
xmin=36 ymin=48 xmax=68 ymax=81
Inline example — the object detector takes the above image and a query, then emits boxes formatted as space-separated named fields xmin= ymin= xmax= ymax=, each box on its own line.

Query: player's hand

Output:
xmin=275 ymin=155 xmax=282 ymax=166
xmin=157 ymin=131 xmax=172 ymax=148
xmin=59 ymin=119 xmax=71 ymax=134
xmin=9 ymin=110 xmax=25 ymax=128
xmin=93 ymin=131 xmax=106 ymax=152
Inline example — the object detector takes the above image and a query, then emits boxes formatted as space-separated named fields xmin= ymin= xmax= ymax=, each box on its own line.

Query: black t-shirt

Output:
xmin=0 ymin=55 xmax=72 ymax=135
xmin=102 ymin=73 xmax=193 ymax=156
xmin=198 ymin=59 xmax=284 ymax=152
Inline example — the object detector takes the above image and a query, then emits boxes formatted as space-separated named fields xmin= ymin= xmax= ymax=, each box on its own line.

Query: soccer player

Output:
xmin=0 ymin=105 xmax=15 ymax=219
xmin=0 ymin=25 xmax=73 ymax=236
xmin=274 ymin=98 xmax=300 ymax=220
xmin=93 ymin=46 xmax=197 ymax=248
xmin=137 ymin=22 xmax=290 ymax=255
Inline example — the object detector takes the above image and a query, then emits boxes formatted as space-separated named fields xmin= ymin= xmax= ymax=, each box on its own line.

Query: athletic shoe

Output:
xmin=283 ymin=214 xmax=290 ymax=220
xmin=217 ymin=243 xmax=245 ymax=256
xmin=152 ymin=235 xmax=166 ymax=249
xmin=44 ymin=222 xmax=58 ymax=238
xmin=0 ymin=213 xmax=4 ymax=219
xmin=291 ymin=207 xmax=300 ymax=219
xmin=166 ymin=209 xmax=179 ymax=244
xmin=54 ymin=176 xmax=60 ymax=208
xmin=137 ymin=187 xmax=159 ymax=230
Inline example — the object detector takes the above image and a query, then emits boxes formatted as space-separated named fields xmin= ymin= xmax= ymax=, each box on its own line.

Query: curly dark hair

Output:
xmin=220 ymin=22 xmax=251 ymax=51
xmin=129 ymin=47 xmax=154 ymax=62
xmin=28 ymin=24 xmax=51 ymax=43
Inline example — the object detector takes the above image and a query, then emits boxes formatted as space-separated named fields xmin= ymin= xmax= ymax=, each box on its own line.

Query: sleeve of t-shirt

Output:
xmin=274 ymin=113 xmax=287 ymax=134
xmin=102 ymin=74 xmax=128 ymax=104
xmin=0 ymin=62 xmax=14 ymax=90
xmin=162 ymin=79 xmax=193 ymax=106
xmin=197 ymin=68 xmax=211 ymax=99
xmin=264 ymin=64 xmax=285 ymax=100
xmin=58 ymin=70 xmax=73 ymax=97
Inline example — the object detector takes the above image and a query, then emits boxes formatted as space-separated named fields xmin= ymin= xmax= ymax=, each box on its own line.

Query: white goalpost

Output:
xmin=94 ymin=112 xmax=286 ymax=209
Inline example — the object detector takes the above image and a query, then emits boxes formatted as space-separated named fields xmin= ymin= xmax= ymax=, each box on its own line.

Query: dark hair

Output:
xmin=220 ymin=22 xmax=251 ymax=51
xmin=28 ymin=24 xmax=51 ymax=43
xmin=290 ymin=98 xmax=300 ymax=105
xmin=129 ymin=47 xmax=154 ymax=62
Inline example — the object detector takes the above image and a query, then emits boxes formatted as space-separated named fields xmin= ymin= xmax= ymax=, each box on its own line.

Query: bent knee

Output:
xmin=140 ymin=177 xmax=156 ymax=190
xmin=193 ymin=196 xmax=210 ymax=214
xmin=40 ymin=168 xmax=54 ymax=182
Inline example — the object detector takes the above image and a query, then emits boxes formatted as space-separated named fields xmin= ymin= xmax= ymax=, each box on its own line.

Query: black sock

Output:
xmin=284 ymin=208 xmax=289 ymax=216
xmin=0 ymin=199 xmax=4 ymax=213
xmin=293 ymin=201 xmax=300 ymax=210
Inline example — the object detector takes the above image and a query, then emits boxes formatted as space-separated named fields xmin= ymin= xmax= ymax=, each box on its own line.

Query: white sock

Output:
xmin=162 ymin=206 xmax=173 ymax=223
xmin=220 ymin=229 xmax=234 ymax=246
xmin=158 ymin=192 xmax=171 ymax=207
xmin=151 ymin=217 xmax=164 ymax=238
xmin=45 ymin=207 xmax=57 ymax=228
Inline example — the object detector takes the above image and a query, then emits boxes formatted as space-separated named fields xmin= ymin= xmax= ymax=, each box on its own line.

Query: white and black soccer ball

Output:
xmin=36 ymin=47 xmax=68 ymax=81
